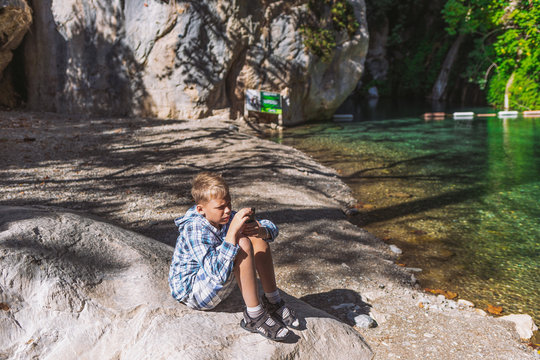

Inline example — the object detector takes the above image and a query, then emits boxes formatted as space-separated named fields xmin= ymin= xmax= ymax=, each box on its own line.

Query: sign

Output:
xmin=245 ymin=89 xmax=282 ymax=115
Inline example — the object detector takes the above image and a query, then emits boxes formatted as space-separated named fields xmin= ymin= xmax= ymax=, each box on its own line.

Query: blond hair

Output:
xmin=191 ymin=172 xmax=229 ymax=204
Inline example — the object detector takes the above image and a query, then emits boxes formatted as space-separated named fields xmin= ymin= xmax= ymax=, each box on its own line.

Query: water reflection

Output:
xmin=273 ymin=114 xmax=540 ymax=323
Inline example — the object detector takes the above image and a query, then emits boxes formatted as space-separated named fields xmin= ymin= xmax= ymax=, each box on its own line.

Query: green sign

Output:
xmin=260 ymin=91 xmax=282 ymax=114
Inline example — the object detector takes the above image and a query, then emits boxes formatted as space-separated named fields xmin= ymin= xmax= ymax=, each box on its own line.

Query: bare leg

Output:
xmin=234 ymin=236 xmax=259 ymax=307
xmin=250 ymin=235 xmax=277 ymax=294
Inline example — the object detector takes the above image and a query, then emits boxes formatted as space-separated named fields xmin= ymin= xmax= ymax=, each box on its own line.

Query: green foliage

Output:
xmin=299 ymin=27 xmax=337 ymax=63
xmin=302 ymin=0 xmax=360 ymax=62
xmin=362 ymin=0 xmax=453 ymax=98
xmin=443 ymin=0 xmax=540 ymax=109
xmin=330 ymin=0 xmax=360 ymax=36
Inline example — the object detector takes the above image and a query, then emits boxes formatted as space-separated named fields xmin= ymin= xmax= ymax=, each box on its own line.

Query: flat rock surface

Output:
xmin=0 ymin=110 xmax=537 ymax=359
xmin=0 ymin=206 xmax=372 ymax=359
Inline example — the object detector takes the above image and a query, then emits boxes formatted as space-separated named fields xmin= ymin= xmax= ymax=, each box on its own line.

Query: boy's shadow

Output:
xmin=299 ymin=288 xmax=374 ymax=327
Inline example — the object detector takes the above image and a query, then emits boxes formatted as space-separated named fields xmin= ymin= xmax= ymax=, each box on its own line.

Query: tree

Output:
xmin=442 ymin=0 xmax=540 ymax=109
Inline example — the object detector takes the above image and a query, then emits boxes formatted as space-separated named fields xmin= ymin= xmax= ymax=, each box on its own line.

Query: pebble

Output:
xmin=475 ymin=309 xmax=488 ymax=317
xmin=350 ymin=313 xmax=377 ymax=329
xmin=389 ymin=245 xmax=402 ymax=254
xmin=457 ymin=299 xmax=475 ymax=308
xmin=446 ymin=300 xmax=458 ymax=309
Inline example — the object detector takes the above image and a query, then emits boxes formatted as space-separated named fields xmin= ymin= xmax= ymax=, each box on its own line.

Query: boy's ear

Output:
xmin=196 ymin=204 xmax=205 ymax=216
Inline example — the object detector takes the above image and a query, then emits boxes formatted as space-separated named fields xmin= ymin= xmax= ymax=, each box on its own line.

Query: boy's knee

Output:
xmin=238 ymin=236 xmax=253 ymax=253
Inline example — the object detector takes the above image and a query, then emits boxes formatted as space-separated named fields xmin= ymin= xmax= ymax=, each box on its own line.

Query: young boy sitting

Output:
xmin=168 ymin=172 xmax=299 ymax=341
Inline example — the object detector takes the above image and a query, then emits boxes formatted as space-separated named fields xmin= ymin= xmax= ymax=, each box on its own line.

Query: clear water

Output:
xmin=273 ymin=109 xmax=540 ymax=323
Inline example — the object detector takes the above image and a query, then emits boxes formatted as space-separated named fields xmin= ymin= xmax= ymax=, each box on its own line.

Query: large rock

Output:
xmin=0 ymin=0 xmax=32 ymax=107
xmin=0 ymin=206 xmax=373 ymax=359
xmin=22 ymin=0 xmax=368 ymax=124
xmin=0 ymin=0 xmax=31 ymax=74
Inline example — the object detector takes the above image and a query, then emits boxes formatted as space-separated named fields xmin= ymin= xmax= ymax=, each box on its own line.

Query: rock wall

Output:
xmin=19 ymin=0 xmax=368 ymax=124
xmin=0 ymin=0 xmax=32 ymax=107
xmin=0 ymin=206 xmax=373 ymax=359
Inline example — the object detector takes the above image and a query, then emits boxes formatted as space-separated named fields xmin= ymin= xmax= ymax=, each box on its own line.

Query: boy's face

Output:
xmin=196 ymin=195 xmax=232 ymax=228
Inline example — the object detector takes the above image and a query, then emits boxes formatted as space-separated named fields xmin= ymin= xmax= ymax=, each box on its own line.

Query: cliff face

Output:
xmin=7 ymin=0 xmax=368 ymax=124
xmin=0 ymin=0 xmax=32 ymax=107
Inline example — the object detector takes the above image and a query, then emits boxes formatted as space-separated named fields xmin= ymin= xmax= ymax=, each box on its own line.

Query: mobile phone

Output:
xmin=246 ymin=207 xmax=256 ymax=223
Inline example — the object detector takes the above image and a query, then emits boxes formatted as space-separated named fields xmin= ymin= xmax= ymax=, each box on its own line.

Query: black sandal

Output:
xmin=262 ymin=296 xmax=301 ymax=329
xmin=240 ymin=309 xmax=289 ymax=342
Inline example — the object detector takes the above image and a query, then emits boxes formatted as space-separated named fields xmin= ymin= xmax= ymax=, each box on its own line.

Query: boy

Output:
xmin=168 ymin=172 xmax=299 ymax=341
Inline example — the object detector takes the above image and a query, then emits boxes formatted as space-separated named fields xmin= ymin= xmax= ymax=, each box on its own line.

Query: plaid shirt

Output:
xmin=168 ymin=205 xmax=278 ymax=309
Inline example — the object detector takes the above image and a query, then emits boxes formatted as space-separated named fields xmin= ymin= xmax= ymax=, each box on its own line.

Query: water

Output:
xmin=272 ymin=106 xmax=540 ymax=323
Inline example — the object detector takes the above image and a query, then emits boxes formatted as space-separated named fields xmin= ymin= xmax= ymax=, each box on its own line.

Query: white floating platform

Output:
xmin=453 ymin=112 xmax=474 ymax=119
xmin=523 ymin=110 xmax=540 ymax=118
xmin=498 ymin=111 xmax=518 ymax=118
xmin=333 ymin=114 xmax=354 ymax=122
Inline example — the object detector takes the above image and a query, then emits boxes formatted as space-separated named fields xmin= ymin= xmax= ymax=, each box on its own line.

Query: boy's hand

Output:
xmin=241 ymin=221 xmax=261 ymax=237
xmin=225 ymin=208 xmax=253 ymax=244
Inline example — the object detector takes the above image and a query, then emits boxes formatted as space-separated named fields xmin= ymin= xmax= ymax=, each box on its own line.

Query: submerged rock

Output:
xmin=0 ymin=206 xmax=373 ymax=359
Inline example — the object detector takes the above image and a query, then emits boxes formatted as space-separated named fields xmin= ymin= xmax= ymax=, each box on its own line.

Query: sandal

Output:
xmin=262 ymin=296 xmax=301 ymax=329
xmin=240 ymin=309 xmax=289 ymax=342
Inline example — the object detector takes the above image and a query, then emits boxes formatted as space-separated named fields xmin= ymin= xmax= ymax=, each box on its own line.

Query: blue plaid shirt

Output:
xmin=168 ymin=205 xmax=278 ymax=308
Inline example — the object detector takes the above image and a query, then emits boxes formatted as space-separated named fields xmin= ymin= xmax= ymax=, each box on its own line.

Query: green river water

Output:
xmin=272 ymin=108 xmax=540 ymax=323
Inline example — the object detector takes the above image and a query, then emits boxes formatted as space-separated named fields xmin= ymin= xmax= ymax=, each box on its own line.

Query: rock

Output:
xmin=0 ymin=206 xmax=373 ymax=360
xmin=446 ymin=300 xmax=458 ymax=310
xmin=367 ymin=86 xmax=379 ymax=99
xmin=498 ymin=314 xmax=538 ymax=340
xmin=344 ymin=207 xmax=360 ymax=216
xmin=22 ymin=0 xmax=368 ymax=124
xmin=0 ymin=0 xmax=32 ymax=74
xmin=365 ymin=13 xmax=389 ymax=82
xmin=475 ymin=309 xmax=488 ymax=317
xmin=389 ymin=245 xmax=402 ymax=255
xmin=349 ymin=314 xmax=376 ymax=329
xmin=457 ymin=299 xmax=475 ymax=309
xmin=0 ymin=0 xmax=32 ymax=107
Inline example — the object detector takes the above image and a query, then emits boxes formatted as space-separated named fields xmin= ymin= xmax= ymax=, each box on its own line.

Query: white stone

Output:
xmin=389 ymin=245 xmax=402 ymax=254
xmin=498 ymin=314 xmax=538 ymax=340
xmin=475 ymin=309 xmax=488 ymax=317
xmin=457 ymin=299 xmax=475 ymax=308
xmin=0 ymin=206 xmax=373 ymax=360
xmin=351 ymin=314 xmax=377 ymax=329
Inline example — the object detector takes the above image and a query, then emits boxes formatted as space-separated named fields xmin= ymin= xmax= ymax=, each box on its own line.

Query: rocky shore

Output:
xmin=0 ymin=110 xmax=538 ymax=359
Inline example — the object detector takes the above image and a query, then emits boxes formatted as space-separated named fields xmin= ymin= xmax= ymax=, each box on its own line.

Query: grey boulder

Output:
xmin=0 ymin=206 xmax=373 ymax=359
